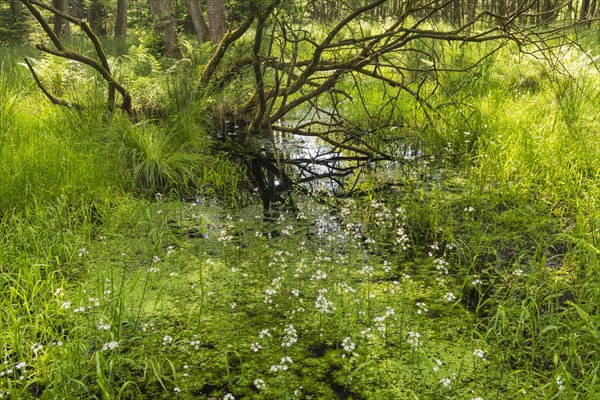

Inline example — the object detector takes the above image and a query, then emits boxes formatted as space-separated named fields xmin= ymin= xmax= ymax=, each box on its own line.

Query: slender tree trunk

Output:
xmin=88 ymin=0 xmax=107 ymax=36
xmin=187 ymin=0 xmax=210 ymax=43
xmin=115 ymin=0 xmax=127 ymax=40
xmin=581 ymin=0 xmax=591 ymax=21
xmin=149 ymin=0 xmax=182 ymax=58
xmin=452 ymin=0 xmax=461 ymax=25
xmin=542 ymin=0 xmax=558 ymax=22
xmin=206 ymin=0 xmax=226 ymax=44
xmin=9 ymin=0 xmax=22 ymax=21
xmin=52 ymin=0 xmax=71 ymax=41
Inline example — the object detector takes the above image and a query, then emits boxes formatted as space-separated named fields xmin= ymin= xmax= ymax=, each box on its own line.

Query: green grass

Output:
xmin=2 ymin=30 xmax=600 ymax=399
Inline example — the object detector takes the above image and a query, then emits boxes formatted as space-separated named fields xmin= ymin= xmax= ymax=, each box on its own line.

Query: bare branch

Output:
xmin=23 ymin=58 xmax=83 ymax=110
xmin=18 ymin=0 xmax=132 ymax=114
xmin=200 ymin=14 xmax=256 ymax=85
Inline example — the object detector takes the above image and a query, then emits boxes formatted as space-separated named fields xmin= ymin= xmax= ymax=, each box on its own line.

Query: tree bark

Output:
xmin=207 ymin=0 xmax=226 ymax=44
xmin=591 ymin=0 xmax=598 ymax=19
xmin=187 ymin=0 xmax=210 ymax=43
xmin=149 ymin=0 xmax=182 ymax=58
xmin=115 ymin=0 xmax=127 ymax=40
xmin=88 ymin=0 xmax=107 ymax=36
xmin=52 ymin=0 xmax=70 ymax=41
xmin=581 ymin=0 xmax=591 ymax=21
xmin=9 ymin=0 xmax=23 ymax=21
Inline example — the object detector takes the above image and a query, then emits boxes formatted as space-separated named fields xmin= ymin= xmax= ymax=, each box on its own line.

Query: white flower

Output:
xmin=341 ymin=337 xmax=355 ymax=352
xmin=270 ymin=356 xmax=293 ymax=372
xmin=254 ymin=379 xmax=266 ymax=390
xmin=315 ymin=289 xmax=336 ymax=314
xmin=360 ymin=265 xmax=374 ymax=275
xmin=223 ymin=393 xmax=235 ymax=399
xmin=97 ymin=319 xmax=111 ymax=331
xmin=250 ymin=342 xmax=262 ymax=352
xmin=280 ymin=356 xmax=293 ymax=364
xmin=439 ymin=377 xmax=451 ymax=387
xmin=258 ymin=329 xmax=271 ymax=339
xmin=174 ymin=387 xmax=181 ymax=394
xmin=416 ymin=302 xmax=428 ymax=314
xmin=473 ymin=349 xmax=485 ymax=359
xmin=60 ymin=301 xmax=72 ymax=309
xmin=407 ymin=331 xmax=421 ymax=348
xmin=163 ymin=335 xmax=173 ymax=346
xmin=433 ymin=258 xmax=449 ymax=274
xmin=311 ymin=269 xmax=328 ymax=280
xmin=101 ymin=341 xmax=119 ymax=351
xmin=15 ymin=362 xmax=26 ymax=370
xmin=190 ymin=339 xmax=201 ymax=349
xmin=382 ymin=260 xmax=392 ymax=273
xmin=281 ymin=324 xmax=298 ymax=347
xmin=444 ymin=292 xmax=456 ymax=302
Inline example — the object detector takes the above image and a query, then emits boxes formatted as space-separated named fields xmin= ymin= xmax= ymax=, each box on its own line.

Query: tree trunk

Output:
xmin=149 ymin=0 xmax=182 ymax=58
xmin=451 ymin=0 xmax=461 ymax=25
xmin=9 ymin=0 xmax=22 ymax=21
xmin=581 ymin=0 xmax=591 ymax=21
xmin=88 ymin=0 xmax=107 ymax=36
xmin=115 ymin=0 xmax=127 ymax=40
xmin=187 ymin=0 xmax=210 ymax=43
xmin=542 ymin=0 xmax=557 ymax=22
xmin=207 ymin=0 xmax=226 ymax=44
xmin=52 ymin=0 xmax=71 ymax=41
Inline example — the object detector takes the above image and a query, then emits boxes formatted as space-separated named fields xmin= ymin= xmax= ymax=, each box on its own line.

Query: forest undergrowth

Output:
xmin=1 ymin=31 xmax=600 ymax=399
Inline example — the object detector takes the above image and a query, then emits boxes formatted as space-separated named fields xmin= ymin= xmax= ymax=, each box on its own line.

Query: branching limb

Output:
xmin=18 ymin=0 xmax=131 ymax=113
xmin=23 ymin=58 xmax=83 ymax=110
xmin=200 ymin=14 xmax=256 ymax=85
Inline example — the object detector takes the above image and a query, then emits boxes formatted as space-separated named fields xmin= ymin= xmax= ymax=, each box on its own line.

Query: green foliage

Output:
xmin=141 ymin=31 xmax=168 ymax=59
xmin=119 ymin=121 xmax=207 ymax=194
xmin=3 ymin=20 xmax=600 ymax=400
